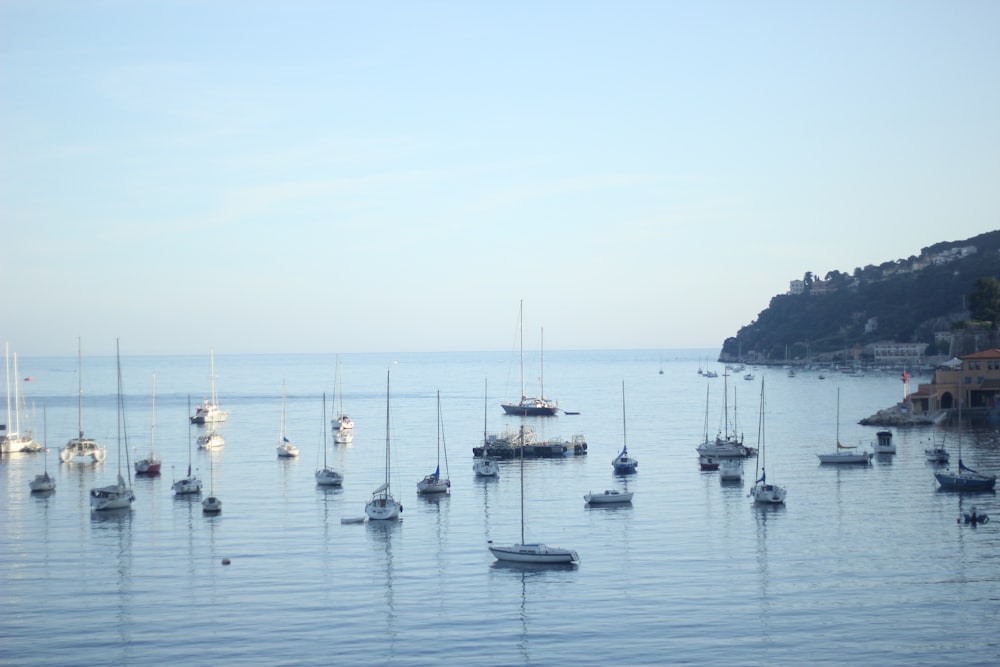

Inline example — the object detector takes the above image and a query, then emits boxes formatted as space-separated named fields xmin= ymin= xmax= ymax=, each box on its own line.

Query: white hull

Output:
xmin=276 ymin=444 xmax=299 ymax=457
xmin=488 ymin=542 xmax=578 ymax=564
xmin=474 ymin=458 xmax=499 ymax=477
xmin=2 ymin=435 xmax=39 ymax=453
xmin=334 ymin=429 xmax=354 ymax=445
xmin=719 ymin=459 xmax=744 ymax=480
xmin=202 ymin=496 xmax=222 ymax=512
xmin=817 ymin=452 xmax=872 ymax=464
xmin=315 ymin=468 xmax=343 ymax=486
xmin=172 ymin=477 xmax=202 ymax=494
xmin=29 ymin=473 xmax=56 ymax=492
xmin=365 ymin=495 xmax=401 ymax=520
xmin=90 ymin=480 xmax=135 ymax=511
xmin=190 ymin=403 xmax=229 ymax=424
xmin=584 ymin=490 xmax=632 ymax=504
xmin=60 ymin=439 xmax=107 ymax=463
xmin=197 ymin=432 xmax=224 ymax=450
xmin=751 ymin=482 xmax=786 ymax=504
xmin=417 ymin=476 xmax=450 ymax=493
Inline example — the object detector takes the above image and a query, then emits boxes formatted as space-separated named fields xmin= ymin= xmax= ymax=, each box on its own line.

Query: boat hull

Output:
xmin=751 ymin=483 xmax=787 ymax=504
xmin=277 ymin=445 xmax=299 ymax=458
xmin=934 ymin=472 xmax=997 ymax=491
xmin=488 ymin=542 xmax=578 ymax=563
xmin=29 ymin=473 xmax=56 ymax=492
xmin=417 ymin=477 xmax=450 ymax=493
xmin=366 ymin=494 xmax=401 ymax=520
xmin=202 ymin=496 xmax=222 ymax=512
xmin=172 ymin=477 xmax=202 ymax=494
xmin=90 ymin=484 xmax=135 ymax=511
xmin=817 ymin=452 xmax=872 ymax=464
xmin=584 ymin=490 xmax=632 ymax=504
xmin=315 ymin=469 xmax=343 ymax=486
xmin=60 ymin=439 xmax=107 ymax=463
xmin=473 ymin=459 xmax=499 ymax=476
xmin=135 ymin=458 xmax=161 ymax=474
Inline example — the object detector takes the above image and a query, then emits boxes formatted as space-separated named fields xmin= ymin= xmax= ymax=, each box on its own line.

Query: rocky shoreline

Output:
xmin=859 ymin=403 xmax=945 ymax=427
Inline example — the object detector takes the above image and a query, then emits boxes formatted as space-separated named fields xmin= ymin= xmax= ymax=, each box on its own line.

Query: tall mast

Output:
xmin=540 ymin=327 xmax=545 ymax=401
xmin=385 ymin=369 xmax=391 ymax=487
xmin=77 ymin=337 xmax=84 ymax=439
xmin=519 ymin=423 xmax=525 ymax=544
xmin=518 ymin=299 xmax=525 ymax=400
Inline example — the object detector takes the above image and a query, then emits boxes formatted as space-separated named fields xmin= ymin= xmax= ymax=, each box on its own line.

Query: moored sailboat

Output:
xmin=500 ymin=300 xmax=560 ymax=416
xmin=488 ymin=425 xmax=578 ymax=564
xmin=611 ymin=382 xmax=637 ymax=474
xmin=934 ymin=401 xmax=996 ymax=491
xmin=315 ymin=393 xmax=343 ymax=487
xmin=331 ymin=356 xmax=354 ymax=444
xmin=172 ymin=396 xmax=203 ymax=495
xmin=474 ymin=379 xmax=500 ymax=477
xmin=817 ymin=388 xmax=872 ymax=464
xmin=417 ymin=390 xmax=451 ymax=494
xmin=90 ymin=340 xmax=135 ymax=511
xmin=29 ymin=405 xmax=55 ymax=492
xmin=365 ymin=370 xmax=402 ymax=520
xmin=60 ymin=338 xmax=107 ymax=464
xmin=276 ymin=380 xmax=299 ymax=458
xmin=191 ymin=349 xmax=229 ymax=424
xmin=134 ymin=374 xmax=162 ymax=475
xmin=749 ymin=378 xmax=786 ymax=504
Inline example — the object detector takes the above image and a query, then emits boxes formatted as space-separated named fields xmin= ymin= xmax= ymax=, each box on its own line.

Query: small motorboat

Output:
xmin=584 ymin=489 xmax=633 ymax=504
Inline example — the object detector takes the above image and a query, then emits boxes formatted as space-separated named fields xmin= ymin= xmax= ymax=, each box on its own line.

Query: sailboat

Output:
xmin=202 ymin=452 xmax=222 ymax=513
xmin=924 ymin=430 xmax=950 ymax=463
xmin=29 ymin=404 xmax=55 ymax=492
xmin=89 ymin=340 xmax=136 ymax=511
xmin=612 ymin=382 xmax=638 ymax=474
xmin=934 ymin=401 xmax=997 ymax=491
xmin=488 ymin=424 xmax=578 ymax=564
xmin=417 ymin=390 xmax=451 ymax=494
xmin=501 ymin=300 xmax=560 ymax=416
xmin=60 ymin=338 xmax=107 ymax=463
xmin=331 ymin=356 xmax=354 ymax=444
xmin=750 ymin=377 xmax=786 ymax=504
xmin=2 ymin=347 xmax=40 ymax=453
xmin=172 ymin=396 xmax=203 ymax=495
xmin=134 ymin=374 xmax=162 ymax=475
xmin=366 ymin=370 xmax=402 ymax=520
xmin=315 ymin=393 xmax=344 ymax=486
xmin=696 ymin=372 xmax=752 ymax=458
xmin=474 ymin=379 xmax=500 ymax=477
xmin=817 ymin=388 xmax=873 ymax=464
xmin=191 ymin=349 xmax=229 ymax=424
xmin=276 ymin=380 xmax=299 ymax=458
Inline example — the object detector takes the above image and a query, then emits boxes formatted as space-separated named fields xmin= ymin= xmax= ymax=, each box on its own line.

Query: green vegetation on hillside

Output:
xmin=720 ymin=230 xmax=1000 ymax=363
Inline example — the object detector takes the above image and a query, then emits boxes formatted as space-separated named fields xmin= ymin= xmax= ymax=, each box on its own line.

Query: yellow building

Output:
xmin=907 ymin=349 xmax=1000 ymax=414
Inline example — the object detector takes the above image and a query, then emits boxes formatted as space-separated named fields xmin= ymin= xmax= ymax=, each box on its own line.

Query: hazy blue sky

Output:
xmin=2 ymin=1 xmax=997 ymax=356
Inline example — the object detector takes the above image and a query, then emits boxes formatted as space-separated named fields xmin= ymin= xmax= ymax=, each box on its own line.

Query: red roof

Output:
xmin=961 ymin=348 xmax=1000 ymax=360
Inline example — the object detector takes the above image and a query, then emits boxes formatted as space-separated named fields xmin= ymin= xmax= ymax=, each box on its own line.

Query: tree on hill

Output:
xmin=969 ymin=277 xmax=1000 ymax=327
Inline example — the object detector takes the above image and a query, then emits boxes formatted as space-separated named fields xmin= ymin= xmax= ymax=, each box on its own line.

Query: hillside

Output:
xmin=719 ymin=230 xmax=1000 ymax=363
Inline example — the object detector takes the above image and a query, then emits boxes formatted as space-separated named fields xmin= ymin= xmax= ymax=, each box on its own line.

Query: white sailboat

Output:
xmin=500 ymin=300 xmax=560 ymax=416
xmin=2 ymin=347 xmax=40 ymax=453
xmin=331 ymin=356 xmax=354 ymax=444
xmin=191 ymin=349 xmax=229 ymax=424
xmin=817 ymin=388 xmax=872 ymax=464
xmin=276 ymin=380 xmax=299 ymax=458
xmin=60 ymin=338 xmax=107 ymax=464
xmin=417 ymin=391 xmax=451 ymax=494
xmin=750 ymin=378 xmax=786 ymax=504
xmin=315 ymin=393 xmax=344 ymax=486
xmin=134 ymin=374 xmax=162 ymax=475
xmin=172 ymin=396 xmax=203 ymax=495
xmin=719 ymin=457 xmax=744 ymax=481
xmin=90 ymin=340 xmax=135 ymax=511
xmin=28 ymin=405 xmax=55 ymax=492
xmin=474 ymin=379 xmax=499 ymax=477
xmin=488 ymin=424 xmax=579 ymax=564
xmin=584 ymin=489 xmax=633 ymax=504
xmin=202 ymin=453 xmax=222 ymax=513
xmin=612 ymin=381 xmax=638 ymax=474
xmin=366 ymin=370 xmax=402 ymax=520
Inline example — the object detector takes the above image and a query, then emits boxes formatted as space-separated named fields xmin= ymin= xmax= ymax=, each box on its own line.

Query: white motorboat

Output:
xmin=197 ymin=430 xmax=224 ymax=450
xmin=488 ymin=424 xmax=578 ymax=564
xmin=190 ymin=349 xmax=229 ymax=424
xmin=90 ymin=341 xmax=135 ymax=512
xmin=872 ymin=430 xmax=895 ymax=455
xmin=172 ymin=397 xmax=203 ymax=495
xmin=417 ymin=391 xmax=451 ymax=494
xmin=750 ymin=378 xmax=786 ymax=504
xmin=584 ymin=489 xmax=633 ymax=504
xmin=60 ymin=339 xmax=107 ymax=464
xmin=315 ymin=393 xmax=343 ymax=487
xmin=719 ymin=457 xmax=744 ymax=481
xmin=365 ymin=371 xmax=402 ymax=521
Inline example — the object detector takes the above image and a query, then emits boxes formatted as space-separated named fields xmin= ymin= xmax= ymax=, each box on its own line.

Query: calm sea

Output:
xmin=2 ymin=349 xmax=998 ymax=666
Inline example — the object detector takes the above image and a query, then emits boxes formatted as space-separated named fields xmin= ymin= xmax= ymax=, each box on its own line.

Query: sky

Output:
xmin=1 ymin=1 xmax=998 ymax=356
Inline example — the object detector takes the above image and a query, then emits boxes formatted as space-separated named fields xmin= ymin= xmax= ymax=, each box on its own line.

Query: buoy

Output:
xmin=222 ymin=558 xmax=231 ymax=565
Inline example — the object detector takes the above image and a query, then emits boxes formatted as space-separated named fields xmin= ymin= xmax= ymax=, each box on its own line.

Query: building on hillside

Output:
xmin=872 ymin=342 xmax=927 ymax=364
xmin=906 ymin=348 xmax=1000 ymax=415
